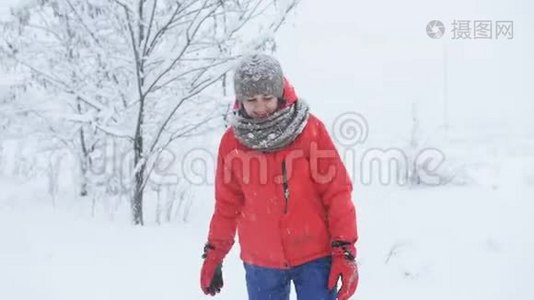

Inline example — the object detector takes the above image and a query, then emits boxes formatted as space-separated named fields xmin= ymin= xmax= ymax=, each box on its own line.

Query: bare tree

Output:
xmin=1 ymin=0 xmax=300 ymax=225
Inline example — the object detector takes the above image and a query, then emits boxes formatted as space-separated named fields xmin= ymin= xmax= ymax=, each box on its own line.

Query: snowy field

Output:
xmin=1 ymin=0 xmax=534 ymax=299
xmin=1 ymin=173 xmax=534 ymax=300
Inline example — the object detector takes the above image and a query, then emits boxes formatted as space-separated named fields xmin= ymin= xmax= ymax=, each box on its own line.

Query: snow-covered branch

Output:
xmin=1 ymin=0 xmax=300 ymax=225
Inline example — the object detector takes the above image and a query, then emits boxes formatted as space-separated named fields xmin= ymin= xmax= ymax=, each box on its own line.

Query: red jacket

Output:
xmin=208 ymin=84 xmax=358 ymax=269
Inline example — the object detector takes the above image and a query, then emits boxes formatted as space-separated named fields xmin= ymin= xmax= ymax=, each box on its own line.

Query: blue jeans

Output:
xmin=243 ymin=256 xmax=337 ymax=300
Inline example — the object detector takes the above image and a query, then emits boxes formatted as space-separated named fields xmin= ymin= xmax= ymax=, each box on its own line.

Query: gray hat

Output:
xmin=233 ymin=54 xmax=284 ymax=102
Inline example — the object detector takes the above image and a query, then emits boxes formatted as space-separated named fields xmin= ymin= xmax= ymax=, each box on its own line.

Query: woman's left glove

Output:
xmin=328 ymin=240 xmax=359 ymax=300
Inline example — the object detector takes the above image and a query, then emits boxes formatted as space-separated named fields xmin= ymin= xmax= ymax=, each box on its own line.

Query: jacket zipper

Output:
xmin=281 ymin=159 xmax=289 ymax=214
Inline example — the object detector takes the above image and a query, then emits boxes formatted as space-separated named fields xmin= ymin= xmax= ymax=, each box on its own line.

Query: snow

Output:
xmin=1 ymin=173 xmax=533 ymax=299
xmin=1 ymin=0 xmax=534 ymax=299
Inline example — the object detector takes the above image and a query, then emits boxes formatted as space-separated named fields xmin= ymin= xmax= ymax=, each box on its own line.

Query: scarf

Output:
xmin=229 ymin=100 xmax=310 ymax=152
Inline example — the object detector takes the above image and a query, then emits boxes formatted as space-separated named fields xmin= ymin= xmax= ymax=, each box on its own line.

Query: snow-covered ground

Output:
xmin=2 ymin=0 xmax=534 ymax=299
xmin=1 ymin=171 xmax=533 ymax=300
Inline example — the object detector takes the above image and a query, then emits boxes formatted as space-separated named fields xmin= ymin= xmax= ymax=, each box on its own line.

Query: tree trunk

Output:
xmin=131 ymin=2 xmax=146 ymax=226
xmin=132 ymin=90 xmax=145 ymax=225
xmin=77 ymin=98 xmax=90 ymax=197
xmin=132 ymin=170 xmax=145 ymax=225
xmin=132 ymin=132 xmax=145 ymax=225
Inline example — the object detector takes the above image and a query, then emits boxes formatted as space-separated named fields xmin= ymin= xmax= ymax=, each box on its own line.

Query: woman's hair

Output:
xmin=277 ymin=97 xmax=287 ymax=108
xmin=237 ymin=97 xmax=287 ymax=118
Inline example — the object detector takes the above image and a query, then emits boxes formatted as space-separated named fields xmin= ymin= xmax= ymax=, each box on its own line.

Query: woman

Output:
xmin=200 ymin=54 xmax=359 ymax=300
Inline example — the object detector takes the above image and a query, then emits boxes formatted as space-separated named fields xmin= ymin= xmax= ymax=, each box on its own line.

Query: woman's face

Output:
xmin=242 ymin=94 xmax=278 ymax=119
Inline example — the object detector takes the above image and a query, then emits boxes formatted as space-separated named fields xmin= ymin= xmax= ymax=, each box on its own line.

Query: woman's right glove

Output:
xmin=200 ymin=242 xmax=226 ymax=296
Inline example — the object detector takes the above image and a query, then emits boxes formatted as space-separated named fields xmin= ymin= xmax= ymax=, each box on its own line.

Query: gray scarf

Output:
xmin=230 ymin=100 xmax=310 ymax=152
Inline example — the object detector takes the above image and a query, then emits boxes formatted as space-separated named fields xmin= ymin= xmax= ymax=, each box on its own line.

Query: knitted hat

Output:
xmin=233 ymin=54 xmax=284 ymax=102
